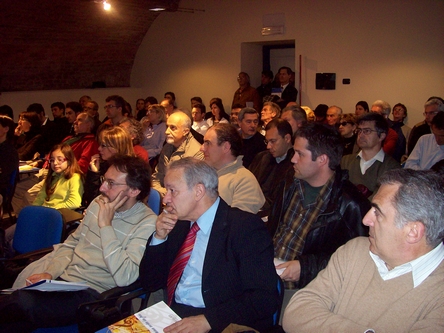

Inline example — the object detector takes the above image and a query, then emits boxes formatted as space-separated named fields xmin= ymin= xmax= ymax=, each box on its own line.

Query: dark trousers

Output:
xmin=0 ymin=288 xmax=100 ymax=332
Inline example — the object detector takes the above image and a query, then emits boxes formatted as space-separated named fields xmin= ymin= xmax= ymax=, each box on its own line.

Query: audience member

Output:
xmin=201 ymin=123 xmax=265 ymax=214
xmin=27 ymin=103 xmax=59 ymax=155
xmin=82 ymin=127 xmax=135 ymax=207
xmin=231 ymin=72 xmax=261 ymax=112
xmin=79 ymin=95 xmax=92 ymax=108
xmin=175 ymin=107 xmax=204 ymax=144
xmin=391 ymin=102 xmax=411 ymax=160
xmin=407 ymin=97 xmax=444 ymax=155
xmin=152 ymin=111 xmax=203 ymax=196
xmin=140 ymin=104 xmax=167 ymax=164
xmin=139 ymin=157 xmax=280 ymax=332
xmin=190 ymin=96 xmax=202 ymax=108
xmin=164 ymin=91 xmax=176 ymax=106
xmin=338 ymin=113 xmax=358 ymax=156
xmin=135 ymin=98 xmax=146 ymax=121
xmin=207 ymin=98 xmax=230 ymax=127
xmin=280 ymin=105 xmax=307 ymax=135
xmin=341 ymin=113 xmax=400 ymax=198
xmin=119 ymin=117 xmax=149 ymax=162
xmin=229 ymin=103 xmax=243 ymax=129
xmin=97 ymin=95 xmax=127 ymax=135
xmin=256 ymin=69 xmax=274 ymax=104
xmin=260 ymin=101 xmax=281 ymax=135
xmin=0 ymin=155 xmax=156 ymax=331
xmin=50 ymin=102 xmax=71 ymax=143
xmin=238 ymin=107 xmax=266 ymax=168
xmin=300 ymin=106 xmax=315 ymax=122
xmin=142 ymin=96 xmax=158 ymax=119
xmin=326 ymin=105 xmax=342 ymax=128
xmin=283 ymin=169 xmax=444 ymax=333
xmin=83 ymin=100 xmax=101 ymax=134
xmin=370 ymin=100 xmax=399 ymax=157
xmin=0 ymin=105 xmax=14 ymax=120
xmin=269 ymin=123 xmax=370 ymax=305
xmin=65 ymin=101 xmax=83 ymax=135
xmin=160 ymin=98 xmax=175 ymax=119
xmin=14 ymin=111 xmax=43 ymax=161
xmin=314 ymin=104 xmax=328 ymax=123
xmin=276 ymin=66 xmax=298 ymax=109
xmin=405 ymin=111 xmax=444 ymax=170
xmin=249 ymin=119 xmax=294 ymax=214
xmin=355 ymin=100 xmax=369 ymax=116
xmin=191 ymin=103 xmax=209 ymax=136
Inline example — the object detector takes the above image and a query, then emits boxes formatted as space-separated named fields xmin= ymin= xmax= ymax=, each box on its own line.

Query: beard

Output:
xmin=166 ymin=136 xmax=175 ymax=145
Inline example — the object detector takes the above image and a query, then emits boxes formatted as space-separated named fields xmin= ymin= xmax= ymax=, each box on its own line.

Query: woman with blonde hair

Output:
xmin=82 ymin=126 xmax=135 ymax=206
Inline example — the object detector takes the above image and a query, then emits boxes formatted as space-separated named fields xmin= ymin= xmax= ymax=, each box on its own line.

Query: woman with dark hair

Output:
xmin=207 ymin=98 xmax=230 ymax=127
xmin=14 ymin=111 xmax=44 ymax=161
xmin=355 ymin=101 xmax=369 ymax=116
xmin=0 ymin=115 xmax=19 ymax=209
xmin=338 ymin=113 xmax=359 ymax=156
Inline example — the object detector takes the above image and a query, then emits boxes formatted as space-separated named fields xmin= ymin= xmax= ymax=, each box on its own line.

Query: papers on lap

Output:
xmin=97 ymin=301 xmax=181 ymax=333
xmin=1 ymin=280 xmax=89 ymax=293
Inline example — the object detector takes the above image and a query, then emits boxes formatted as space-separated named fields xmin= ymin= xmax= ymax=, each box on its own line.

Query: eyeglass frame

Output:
xmin=354 ymin=128 xmax=381 ymax=136
xmin=100 ymin=175 xmax=127 ymax=189
xmin=103 ymin=104 xmax=118 ymax=110
xmin=49 ymin=157 xmax=67 ymax=164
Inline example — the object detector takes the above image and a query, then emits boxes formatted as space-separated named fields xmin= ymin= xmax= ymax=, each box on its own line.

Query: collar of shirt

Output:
xmin=195 ymin=197 xmax=219 ymax=235
xmin=281 ymin=83 xmax=289 ymax=90
xmin=275 ymin=153 xmax=287 ymax=164
xmin=358 ymin=148 xmax=385 ymax=174
xmin=369 ymin=242 xmax=444 ymax=288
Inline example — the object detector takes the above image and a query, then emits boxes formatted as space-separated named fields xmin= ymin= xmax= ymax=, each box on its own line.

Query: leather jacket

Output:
xmin=269 ymin=167 xmax=370 ymax=288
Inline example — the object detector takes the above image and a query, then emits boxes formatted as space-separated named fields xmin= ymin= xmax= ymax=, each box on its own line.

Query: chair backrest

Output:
xmin=13 ymin=206 xmax=64 ymax=254
xmin=147 ymin=188 xmax=161 ymax=215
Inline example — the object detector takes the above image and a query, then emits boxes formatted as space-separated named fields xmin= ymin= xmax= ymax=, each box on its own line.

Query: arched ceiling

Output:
xmin=0 ymin=0 xmax=180 ymax=92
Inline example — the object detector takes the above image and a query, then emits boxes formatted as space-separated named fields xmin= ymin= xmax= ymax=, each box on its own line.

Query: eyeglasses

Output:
xmin=339 ymin=122 xmax=353 ymax=127
xmin=49 ymin=157 xmax=67 ymax=164
xmin=423 ymin=111 xmax=439 ymax=117
xmin=264 ymin=138 xmax=279 ymax=145
xmin=354 ymin=128 xmax=379 ymax=135
xmin=100 ymin=176 xmax=127 ymax=189
xmin=104 ymin=105 xmax=117 ymax=110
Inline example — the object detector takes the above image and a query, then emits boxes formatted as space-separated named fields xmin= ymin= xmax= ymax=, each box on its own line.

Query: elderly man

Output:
xmin=83 ymin=100 xmax=101 ymax=134
xmin=269 ymin=123 xmax=370 ymax=311
xmin=0 ymin=155 xmax=157 ymax=331
xmin=238 ymin=107 xmax=266 ymax=168
xmin=140 ymin=158 xmax=280 ymax=332
xmin=250 ymin=118 xmax=294 ymax=214
xmin=201 ymin=123 xmax=265 ymax=214
xmin=280 ymin=105 xmax=307 ymax=135
xmin=408 ymin=97 xmax=444 ymax=155
xmin=341 ymin=113 xmax=400 ymax=198
xmin=283 ymin=169 xmax=444 ymax=332
xmin=152 ymin=111 xmax=203 ymax=196
xmin=326 ymin=105 xmax=342 ymax=127
xmin=405 ymin=111 xmax=444 ymax=170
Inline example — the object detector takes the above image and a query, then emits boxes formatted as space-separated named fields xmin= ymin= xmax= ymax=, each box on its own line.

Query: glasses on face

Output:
xmin=423 ymin=111 xmax=439 ymax=117
xmin=354 ymin=128 xmax=379 ymax=135
xmin=264 ymin=138 xmax=279 ymax=145
xmin=100 ymin=176 xmax=127 ymax=189
xmin=339 ymin=122 xmax=353 ymax=127
xmin=104 ymin=105 xmax=117 ymax=110
xmin=49 ymin=157 xmax=67 ymax=164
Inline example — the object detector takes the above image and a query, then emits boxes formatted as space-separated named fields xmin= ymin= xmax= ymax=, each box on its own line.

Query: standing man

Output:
xmin=231 ymin=72 xmax=261 ymax=112
xmin=256 ymin=69 xmax=274 ymax=105
xmin=201 ymin=123 xmax=265 ymax=214
xmin=152 ymin=111 xmax=203 ymax=196
xmin=269 ymin=123 xmax=370 ymax=302
xmin=191 ymin=103 xmax=209 ymax=136
xmin=237 ymin=107 xmax=266 ymax=168
xmin=341 ymin=113 xmax=400 ymax=198
xmin=283 ymin=169 xmax=444 ymax=333
xmin=0 ymin=156 xmax=157 ymax=331
xmin=276 ymin=66 xmax=298 ymax=109
xmin=249 ymin=118 xmax=294 ymax=214
xmin=140 ymin=158 xmax=280 ymax=332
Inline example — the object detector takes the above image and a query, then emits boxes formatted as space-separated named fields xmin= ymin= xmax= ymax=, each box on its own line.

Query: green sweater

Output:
xmin=283 ymin=237 xmax=444 ymax=332
xmin=32 ymin=172 xmax=83 ymax=209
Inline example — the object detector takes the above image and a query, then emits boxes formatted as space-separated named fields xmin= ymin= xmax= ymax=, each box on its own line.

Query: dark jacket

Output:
xmin=140 ymin=199 xmax=280 ymax=332
xmin=269 ymin=168 xmax=370 ymax=288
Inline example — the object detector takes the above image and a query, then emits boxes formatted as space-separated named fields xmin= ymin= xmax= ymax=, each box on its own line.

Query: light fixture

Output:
xmin=103 ymin=0 xmax=111 ymax=10
xmin=149 ymin=7 xmax=166 ymax=11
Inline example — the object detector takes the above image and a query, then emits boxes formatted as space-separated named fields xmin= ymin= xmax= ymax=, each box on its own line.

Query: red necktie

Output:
xmin=166 ymin=222 xmax=200 ymax=305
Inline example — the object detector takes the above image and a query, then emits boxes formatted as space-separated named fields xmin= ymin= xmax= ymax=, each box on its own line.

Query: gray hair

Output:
xmin=424 ymin=98 xmax=444 ymax=112
xmin=238 ymin=107 xmax=259 ymax=121
xmin=372 ymin=100 xmax=391 ymax=116
xmin=282 ymin=105 xmax=307 ymax=123
xmin=167 ymin=157 xmax=219 ymax=199
xmin=378 ymin=169 xmax=444 ymax=247
xmin=119 ymin=117 xmax=144 ymax=145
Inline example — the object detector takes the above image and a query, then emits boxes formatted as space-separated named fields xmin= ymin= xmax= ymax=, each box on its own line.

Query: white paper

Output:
xmin=274 ymin=258 xmax=287 ymax=276
xmin=23 ymin=279 xmax=88 ymax=292
xmin=135 ymin=301 xmax=181 ymax=331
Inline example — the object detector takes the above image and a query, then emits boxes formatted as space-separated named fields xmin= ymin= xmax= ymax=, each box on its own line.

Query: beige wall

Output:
xmin=1 ymin=0 xmax=443 ymax=127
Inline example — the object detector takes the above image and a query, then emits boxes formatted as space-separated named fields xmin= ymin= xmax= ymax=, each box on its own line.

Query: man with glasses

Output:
xmin=341 ymin=113 xmax=400 ymax=198
xmin=268 ymin=123 xmax=370 ymax=314
xmin=97 ymin=95 xmax=127 ymax=136
xmin=407 ymin=97 xmax=444 ymax=155
xmin=0 ymin=155 xmax=157 ymax=331
xmin=249 ymin=118 xmax=294 ymax=215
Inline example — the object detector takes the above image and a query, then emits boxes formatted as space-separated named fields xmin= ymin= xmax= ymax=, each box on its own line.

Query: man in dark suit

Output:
xmin=277 ymin=66 xmax=298 ymax=109
xmin=139 ymin=157 xmax=280 ymax=333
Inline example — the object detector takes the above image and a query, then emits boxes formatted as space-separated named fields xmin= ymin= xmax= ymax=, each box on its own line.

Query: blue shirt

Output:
xmin=150 ymin=197 xmax=220 ymax=307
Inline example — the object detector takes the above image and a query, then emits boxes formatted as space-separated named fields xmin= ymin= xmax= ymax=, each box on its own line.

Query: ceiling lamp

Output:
xmin=103 ymin=1 xmax=111 ymax=10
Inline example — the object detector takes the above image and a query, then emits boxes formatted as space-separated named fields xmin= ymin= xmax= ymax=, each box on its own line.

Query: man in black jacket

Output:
xmin=139 ymin=157 xmax=280 ymax=332
xmin=269 ymin=123 xmax=370 ymax=304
